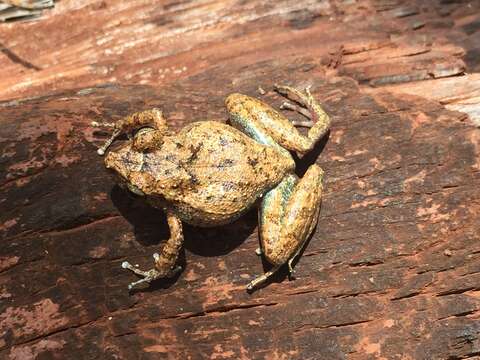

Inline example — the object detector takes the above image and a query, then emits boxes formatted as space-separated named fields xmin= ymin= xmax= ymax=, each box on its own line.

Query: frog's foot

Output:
xmin=121 ymin=254 xmax=182 ymax=290
xmin=275 ymin=84 xmax=315 ymax=120
xmin=121 ymin=261 xmax=161 ymax=290
xmin=91 ymin=121 xmax=122 ymax=156
xmin=274 ymin=84 xmax=330 ymax=140
xmin=246 ymin=265 xmax=281 ymax=292
xmin=91 ymin=121 xmax=115 ymax=128
xmin=286 ymin=235 xmax=306 ymax=280
xmin=280 ymin=101 xmax=313 ymax=126
xmin=274 ymin=84 xmax=315 ymax=107
xmin=287 ymin=257 xmax=296 ymax=280
xmin=246 ymin=255 xmax=297 ymax=291
xmin=122 ymin=212 xmax=184 ymax=290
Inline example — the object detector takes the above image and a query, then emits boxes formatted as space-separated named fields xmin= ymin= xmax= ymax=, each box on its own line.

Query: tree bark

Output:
xmin=1 ymin=1 xmax=480 ymax=359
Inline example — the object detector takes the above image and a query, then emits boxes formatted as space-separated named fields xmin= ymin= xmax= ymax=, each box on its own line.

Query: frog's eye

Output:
xmin=132 ymin=127 xmax=164 ymax=152
xmin=127 ymin=183 xmax=145 ymax=196
xmin=134 ymin=126 xmax=153 ymax=136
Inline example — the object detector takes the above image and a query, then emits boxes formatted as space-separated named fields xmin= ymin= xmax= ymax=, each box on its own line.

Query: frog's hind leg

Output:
xmin=226 ymin=85 xmax=330 ymax=155
xmin=121 ymin=210 xmax=184 ymax=290
xmin=247 ymin=165 xmax=323 ymax=291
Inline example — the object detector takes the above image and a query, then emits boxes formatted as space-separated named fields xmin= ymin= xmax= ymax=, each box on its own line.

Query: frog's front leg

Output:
xmin=122 ymin=210 xmax=183 ymax=290
xmin=247 ymin=164 xmax=323 ymax=291
xmin=92 ymin=108 xmax=168 ymax=155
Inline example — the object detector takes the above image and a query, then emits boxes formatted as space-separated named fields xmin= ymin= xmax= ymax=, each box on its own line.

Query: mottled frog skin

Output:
xmin=93 ymin=84 xmax=330 ymax=291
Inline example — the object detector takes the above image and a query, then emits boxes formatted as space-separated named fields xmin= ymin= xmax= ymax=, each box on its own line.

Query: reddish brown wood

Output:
xmin=0 ymin=0 xmax=478 ymax=101
xmin=1 ymin=1 xmax=480 ymax=359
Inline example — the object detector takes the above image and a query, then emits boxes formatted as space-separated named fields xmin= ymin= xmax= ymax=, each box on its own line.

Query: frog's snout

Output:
xmin=104 ymin=150 xmax=118 ymax=169
xmin=104 ymin=145 xmax=143 ymax=182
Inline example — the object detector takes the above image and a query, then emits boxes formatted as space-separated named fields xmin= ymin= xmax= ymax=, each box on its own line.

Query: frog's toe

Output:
xmin=121 ymin=261 xmax=135 ymax=270
xmin=287 ymin=259 xmax=296 ymax=280
xmin=167 ymin=265 xmax=183 ymax=277
xmin=126 ymin=268 xmax=162 ymax=290
xmin=127 ymin=277 xmax=151 ymax=291
xmin=280 ymin=101 xmax=313 ymax=125
xmin=245 ymin=265 xmax=281 ymax=292
xmin=121 ymin=259 xmax=163 ymax=290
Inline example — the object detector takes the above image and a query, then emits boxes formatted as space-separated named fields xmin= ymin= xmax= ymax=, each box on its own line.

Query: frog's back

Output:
xmin=169 ymin=121 xmax=292 ymax=226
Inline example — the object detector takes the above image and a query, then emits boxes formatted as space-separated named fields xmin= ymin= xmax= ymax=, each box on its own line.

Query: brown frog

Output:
xmin=92 ymin=84 xmax=330 ymax=291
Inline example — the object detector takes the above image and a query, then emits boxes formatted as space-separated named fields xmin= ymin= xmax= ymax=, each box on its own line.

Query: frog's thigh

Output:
xmin=224 ymin=97 xmax=290 ymax=159
xmin=260 ymin=164 xmax=324 ymax=266
xmin=226 ymin=92 xmax=329 ymax=154
xmin=226 ymin=94 xmax=305 ymax=153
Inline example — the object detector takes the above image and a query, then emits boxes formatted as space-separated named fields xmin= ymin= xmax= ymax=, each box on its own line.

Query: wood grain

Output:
xmin=1 ymin=0 xmax=480 ymax=359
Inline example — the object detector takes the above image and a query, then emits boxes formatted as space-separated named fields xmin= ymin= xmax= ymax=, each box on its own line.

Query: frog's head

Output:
xmin=103 ymin=144 xmax=147 ymax=196
xmin=92 ymin=112 xmax=167 ymax=196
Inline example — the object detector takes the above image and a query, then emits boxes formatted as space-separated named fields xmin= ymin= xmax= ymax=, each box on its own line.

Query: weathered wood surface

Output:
xmin=1 ymin=0 xmax=480 ymax=359
xmin=0 ymin=0 xmax=54 ymax=22
xmin=1 ymin=58 xmax=480 ymax=360
xmin=0 ymin=0 xmax=479 ymax=107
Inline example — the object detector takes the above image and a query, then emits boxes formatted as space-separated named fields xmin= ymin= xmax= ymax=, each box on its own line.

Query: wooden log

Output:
xmin=0 ymin=0 xmax=53 ymax=23
xmin=0 ymin=0 xmax=478 ymax=102
xmin=1 ymin=55 xmax=479 ymax=359
xmin=1 ymin=0 xmax=480 ymax=358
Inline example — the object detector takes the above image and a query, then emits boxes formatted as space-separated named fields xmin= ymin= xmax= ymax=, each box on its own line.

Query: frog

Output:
xmin=92 ymin=84 xmax=330 ymax=291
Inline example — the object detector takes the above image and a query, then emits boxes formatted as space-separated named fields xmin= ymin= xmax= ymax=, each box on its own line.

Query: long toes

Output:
xmin=274 ymin=84 xmax=307 ymax=104
xmin=128 ymin=277 xmax=151 ymax=290
xmin=291 ymin=120 xmax=314 ymax=128
xmin=273 ymin=84 xmax=292 ymax=95
xmin=280 ymin=101 xmax=296 ymax=111
xmin=305 ymin=85 xmax=314 ymax=98
xmin=91 ymin=121 xmax=115 ymax=128
xmin=96 ymin=128 xmax=122 ymax=156
xmin=280 ymin=101 xmax=313 ymax=122
xmin=121 ymin=261 xmax=135 ymax=271
xmin=246 ymin=283 xmax=254 ymax=292
xmin=168 ymin=265 xmax=183 ymax=277
xmin=246 ymin=275 xmax=267 ymax=292
xmin=288 ymin=269 xmax=296 ymax=281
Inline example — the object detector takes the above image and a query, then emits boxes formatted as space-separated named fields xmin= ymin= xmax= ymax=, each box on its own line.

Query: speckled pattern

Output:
xmin=99 ymin=86 xmax=330 ymax=291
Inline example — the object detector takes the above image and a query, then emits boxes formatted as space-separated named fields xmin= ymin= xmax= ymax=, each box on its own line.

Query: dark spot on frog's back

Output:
xmin=219 ymin=136 xmax=229 ymax=147
xmin=190 ymin=173 xmax=199 ymax=185
xmin=247 ymin=157 xmax=258 ymax=167
xmin=222 ymin=181 xmax=235 ymax=192
xmin=218 ymin=159 xmax=235 ymax=168
xmin=165 ymin=154 xmax=176 ymax=162
xmin=141 ymin=161 xmax=151 ymax=173
xmin=188 ymin=143 xmax=202 ymax=162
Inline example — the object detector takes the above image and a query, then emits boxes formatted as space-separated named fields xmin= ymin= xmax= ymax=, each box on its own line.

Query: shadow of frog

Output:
xmin=110 ymin=185 xmax=257 ymax=291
